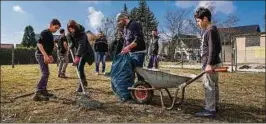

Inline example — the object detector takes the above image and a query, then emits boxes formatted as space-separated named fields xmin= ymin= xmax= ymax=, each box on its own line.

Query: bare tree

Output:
xmin=163 ymin=8 xmax=192 ymax=60
xmin=97 ymin=15 xmax=117 ymax=42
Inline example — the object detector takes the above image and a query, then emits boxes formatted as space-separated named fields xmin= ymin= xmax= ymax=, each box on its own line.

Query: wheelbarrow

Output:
xmin=128 ymin=67 xmax=228 ymax=110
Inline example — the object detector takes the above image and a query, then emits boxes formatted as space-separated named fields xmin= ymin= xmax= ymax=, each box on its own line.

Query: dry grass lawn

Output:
xmin=1 ymin=62 xmax=265 ymax=123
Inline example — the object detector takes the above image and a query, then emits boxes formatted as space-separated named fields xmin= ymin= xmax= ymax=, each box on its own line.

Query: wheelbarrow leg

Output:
xmin=159 ymin=88 xmax=179 ymax=110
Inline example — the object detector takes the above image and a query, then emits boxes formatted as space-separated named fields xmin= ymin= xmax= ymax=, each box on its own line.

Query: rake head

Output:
xmin=76 ymin=94 xmax=103 ymax=110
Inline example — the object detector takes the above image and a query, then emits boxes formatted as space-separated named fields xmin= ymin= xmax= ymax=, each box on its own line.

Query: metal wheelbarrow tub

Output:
xmin=135 ymin=67 xmax=196 ymax=88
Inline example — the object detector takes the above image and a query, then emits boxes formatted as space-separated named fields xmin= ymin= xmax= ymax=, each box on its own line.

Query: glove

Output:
xmin=121 ymin=46 xmax=131 ymax=54
xmin=73 ymin=56 xmax=81 ymax=65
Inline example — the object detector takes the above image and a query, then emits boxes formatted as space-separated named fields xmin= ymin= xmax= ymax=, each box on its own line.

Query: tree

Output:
xmin=123 ymin=3 xmax=128 ymax=13
xmin=129 ymin=7 xmax=139 ymax=21
xmin=97 ymin=15 xmax=117 ymax=42
xmin=21 ymin=25 xmax=37 ymax=48
xmin=162 ymin=8 xmax=192 ymax=60
xmin=127 ymin=0 xmax=159 ymax=49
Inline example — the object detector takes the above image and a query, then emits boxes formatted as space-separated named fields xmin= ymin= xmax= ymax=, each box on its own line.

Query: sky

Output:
xmin=1 ymin=1 xmax=265 ymax=44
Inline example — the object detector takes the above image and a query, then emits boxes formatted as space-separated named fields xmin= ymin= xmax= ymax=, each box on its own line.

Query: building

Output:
xmin=235 ymin=32 xmax=265 ymax=64
xmin=0 ymin=44 xmax=14 ymax=49
xmin=218 ymin=25 xmax=261 ymax=63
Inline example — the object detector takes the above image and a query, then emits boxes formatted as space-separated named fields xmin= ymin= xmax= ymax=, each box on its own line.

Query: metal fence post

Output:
xmin=12 ymin=45 xmax=15 ymax=68
xmin=230 ymin=35 xmax=234 ymax=72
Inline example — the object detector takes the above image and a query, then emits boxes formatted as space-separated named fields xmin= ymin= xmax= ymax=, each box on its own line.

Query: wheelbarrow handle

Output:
xmin=214 ymin=67 xmax=228 ymax=72
xmin=183 ymin=67 xmax=228 ymax=87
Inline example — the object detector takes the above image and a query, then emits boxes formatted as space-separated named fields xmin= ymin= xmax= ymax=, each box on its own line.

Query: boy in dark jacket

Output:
xmin=67 ymin=20 xmax=94 ymax=92
xmin=94 ymin=31 xmax=108 ymax=75
xmin=194 ymin=7 xmax=222 ymax=118
xmin=33 ymin=19 xmax=61 ymax=101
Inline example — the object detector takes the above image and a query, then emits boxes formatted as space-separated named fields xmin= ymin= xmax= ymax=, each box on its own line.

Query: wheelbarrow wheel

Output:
xmin=131 ymin=81 xmax=154 ymax=104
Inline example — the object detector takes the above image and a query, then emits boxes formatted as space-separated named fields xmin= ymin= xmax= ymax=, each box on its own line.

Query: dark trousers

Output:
xmin=130 ymin=53 xmax=145 ymax=81
xmin=35 ymin=52 xmax=49 ymax=91
xmin=95 ymin=52 xmax=106 ymax=73
xmin=78 ymin=56 xmax=87 ymax=81
xmin=148 ymin=55 xmax=159 ymax=69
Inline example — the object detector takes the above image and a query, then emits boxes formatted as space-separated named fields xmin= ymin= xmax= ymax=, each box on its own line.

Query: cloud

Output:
xmin=197 ymin=1 xmax=236 ymax=15
xmin=87 ymin=7 xmax=104 ymax=32
xmin=79 ymin=1 xmax=111 ymax=5
xmin=13 ymin=5 xmax=25 ymax=14
xmin=175 ymin=1 xmax=236 ymax=15
xmin=1 ymin=31 xmax=24 ymax=44
xmin=175 ymin=1 xmax=198 ymax=9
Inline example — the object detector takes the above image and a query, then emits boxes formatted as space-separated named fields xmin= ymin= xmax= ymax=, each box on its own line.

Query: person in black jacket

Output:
xmin=116 ymin=12 xmax=146 ymax=82
xmin=94 ymin=31 xmax=108 ymax=75
xmin=147 ymin=28 xmax=160 ymax=69
xmin=57 ymin=29 xmax=69 ymax=78
xmin=66 ymin=20 xmax=94 ymax=92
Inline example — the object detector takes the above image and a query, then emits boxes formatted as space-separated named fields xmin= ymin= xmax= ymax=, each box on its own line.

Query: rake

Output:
xmin=69 ymin=49 xmax=102 ymax=109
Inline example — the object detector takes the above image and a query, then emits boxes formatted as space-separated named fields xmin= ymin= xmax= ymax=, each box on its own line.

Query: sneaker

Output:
xmin=41 ymin=90 xmax=57 ymax=98
xmin=76 ymin=86 xmax=83 ymax=92
xmin=60 ymin=73 xmax=68 ymax=78
xmin=81 ymin=80 xmax=88 ymax=87
xmin=195 ymin=109 xmax=216 ymax=118
xmin=95 ymin=72 xmax=99 ymax=75
xmin=118 ymin=98 xmax=127 ymax=103
xmin=102 ymin=72 xmax=106 ymax=75
xmin=32 ymin=91 xmax=49 ymax=101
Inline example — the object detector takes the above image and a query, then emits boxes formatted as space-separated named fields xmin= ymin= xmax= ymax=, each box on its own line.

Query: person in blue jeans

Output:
xmin=116 ymin=12 xmax=146 ymax=101
xmin=94 ymin=31 xmax=108 ymax=75
xmin=33 ymin=19 xmax=61 ymax=101
xmin=147 ymin=28 xmax=160 ymax=69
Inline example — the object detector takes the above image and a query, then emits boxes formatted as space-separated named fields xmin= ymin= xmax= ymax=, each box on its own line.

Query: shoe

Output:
xmin=216 ymin=106 xmax=219 ymax=113
xmin=60 ymin=73 xmax=68 ymax=78
xmin=76 ymin=86 xmax=83 ymax=92
xmin=195 ymin=109 xmax=216 ymax=118
xmin=102 ymin=72 xmax=106 ymax=75
xmin=118 ymin=98 xmax=135 ymax=104
xmin=41 ymin=90 xmax=57 ymax=98
xmin=95 ymin=72 xmax=99 ymax=75
xmin=80 ymin=79 xmax=88 ymax=87
xmin=32 ymin=91 xmax=49 ymax=101
xmin=118 ymin=98 xmax=127 ymax=103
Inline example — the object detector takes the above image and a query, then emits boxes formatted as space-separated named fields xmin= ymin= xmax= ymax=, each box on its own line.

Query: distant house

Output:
xmin=235 ymin=32 xmax=265 ymax=64
xmin=0 ymin=44 xmax=14 ymax=49
xmin=174 ymin=34 xmax=201 ymax=61
xmin=218 ymin=25 xmax=261 ymax=63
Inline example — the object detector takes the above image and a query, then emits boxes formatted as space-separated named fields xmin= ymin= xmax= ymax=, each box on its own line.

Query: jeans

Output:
xmin=130 ymin=52 xmax=145 ymax=81
xmin=147 ymin=55 xmax=159 ymax=69
xmin=95 ymin=52 xmax=106 ymax=73
xmin=35 ymin=52 xmax=49 ymax=91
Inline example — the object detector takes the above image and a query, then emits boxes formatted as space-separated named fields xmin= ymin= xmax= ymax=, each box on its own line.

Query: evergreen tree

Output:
xmin=129 ymin=0 xmax=158 ymax=46
xmin=123 ymin=3 xmax=128 ymax=13
xmin=21 ymin=25 xmax=37 ymax=48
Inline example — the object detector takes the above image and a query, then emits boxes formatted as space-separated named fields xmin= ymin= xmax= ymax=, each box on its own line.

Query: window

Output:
xmin=246 ymin=36 xmax=260 ymax=47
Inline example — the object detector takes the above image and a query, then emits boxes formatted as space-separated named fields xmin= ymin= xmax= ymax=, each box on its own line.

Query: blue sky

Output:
xmin=1 ymin=1 xmax=265 ymax=44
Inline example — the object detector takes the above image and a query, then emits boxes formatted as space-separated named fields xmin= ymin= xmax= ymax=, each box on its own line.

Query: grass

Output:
xmin=1 ymin=62 xmax=265 ymax=123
